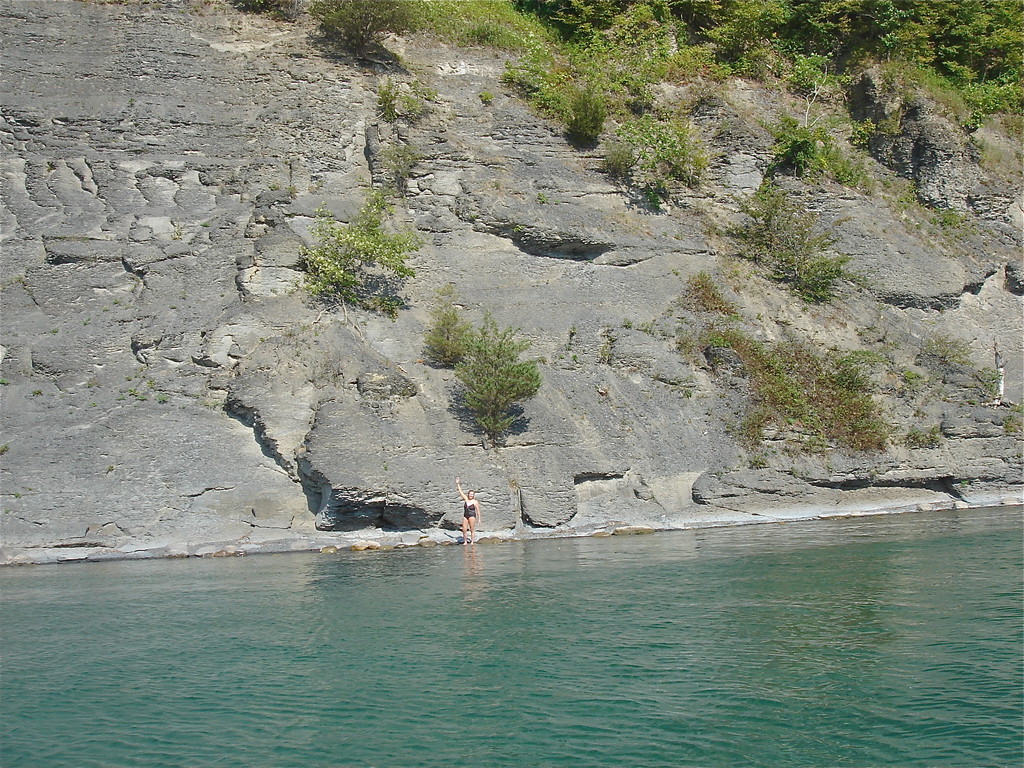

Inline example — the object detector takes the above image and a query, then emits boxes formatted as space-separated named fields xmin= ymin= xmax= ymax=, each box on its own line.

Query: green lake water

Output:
xmin=2 ymin=507 xmax=1021 ymax=767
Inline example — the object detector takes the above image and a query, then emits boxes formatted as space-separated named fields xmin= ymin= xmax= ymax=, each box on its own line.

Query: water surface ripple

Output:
xmin=2 ymin=507 xmax=1021 ymax=767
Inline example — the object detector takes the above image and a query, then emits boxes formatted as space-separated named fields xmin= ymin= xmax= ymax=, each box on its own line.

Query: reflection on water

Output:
xmin=461 ymin=544 xmax=485 ymax=608
xmin=2 ymin=507 xmax=1021 ymax=768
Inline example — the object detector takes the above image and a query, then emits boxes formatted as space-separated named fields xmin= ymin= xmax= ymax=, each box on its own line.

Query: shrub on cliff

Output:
xmin=564 ymin=82 xmax=607 ymax=144
xmin=611 ymin=113 xmax=707 ymax=206
xmin=423 ymin=283 xmax=472 ymax=367
xmin=301 ymin=191 xmax=420 ymax=317
xmin=456 ymin=315 xmax=542 ymax=445
xmin=767 ymin=116 xmax=870 ymax=188
xmin=733 ymin=183 xmax=847 ymax=303
xmin=232 ymin=0 xmax=298 ymax=19
xmin=309 ymin=0 xmax=414 ymax=55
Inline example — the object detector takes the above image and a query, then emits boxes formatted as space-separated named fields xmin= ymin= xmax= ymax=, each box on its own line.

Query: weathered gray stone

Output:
xmin=851 ymin=68 xmax=981 ymax=212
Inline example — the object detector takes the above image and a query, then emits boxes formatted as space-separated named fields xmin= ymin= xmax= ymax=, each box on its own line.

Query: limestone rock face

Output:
xmin=849 ymin=67 xmax=1019 ymax=228
xmin=0 ymin=2 xmax=1020 ymax=561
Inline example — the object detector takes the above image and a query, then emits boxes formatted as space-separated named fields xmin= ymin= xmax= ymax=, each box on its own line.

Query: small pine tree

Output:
xmin=456 ymin=315 xmax=542 ymax=445
xmin=423 ymin=283 xmax=472 ymax=367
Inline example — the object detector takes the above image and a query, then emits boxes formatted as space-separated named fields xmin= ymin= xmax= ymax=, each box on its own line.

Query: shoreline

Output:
xmin=2 ymin=491 xmax=1021 ymax=567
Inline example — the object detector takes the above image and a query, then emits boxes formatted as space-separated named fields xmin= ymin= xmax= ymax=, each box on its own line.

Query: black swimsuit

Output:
xmin=464 ymin=501 xmax=477 ymax=519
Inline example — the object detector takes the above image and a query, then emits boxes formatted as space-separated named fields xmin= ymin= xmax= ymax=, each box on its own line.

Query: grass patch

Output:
xmin=904 ymin=425 xmax=942 ymax=449
xmin=918 ymin=335 xmax=972 ymax=369
xmin=684 ymin=272 xmax=737 ymax=315
xmin=1004 ymin=404 xmax=1023 ymax=434
xmin=412 ymin=1 xmax=551 ymax=52
xmin=707 ymin=328 xmax=888 ymax=452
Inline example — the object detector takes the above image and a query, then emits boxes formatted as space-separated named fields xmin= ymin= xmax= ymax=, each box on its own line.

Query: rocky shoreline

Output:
xmin=3 ymin=491 xmax=1019 ymax=566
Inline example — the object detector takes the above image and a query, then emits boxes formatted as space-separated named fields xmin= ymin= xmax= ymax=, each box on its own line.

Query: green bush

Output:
xmin=600 ymin=139 xmax=635 ymax=180
xmin=704 ymin=0 xmax=788 ymax=63
xmin=612 ymin=113 xmax=707 ymax=205
xmin=768 ymin=115 xmax=870 ymax=187
xmin=664 ymin=43 xmax=729 ymax=81
xmin=401 ymin=81 xmax=437 ymax=122
xmin=232 ymin=0 xmax=296 ymax=17
xmin=734 ymin=183 xmax=847 ymax=303
xmin=423 ymin=283 xmax=472 ymax=367
xmin=962 ymin=80 xmax=1022 ymax=129
xmin=502 ymin=4 xmax=673 ymax=137
xmin=784 ymin=53 xmax=840 ymax=97
xmin=564 ymin=83 xmax=606 ymax=143
xmin=518 ymin=0 xmax=1021 ymax=124
xmin=816 ymin=141 xmax=872 ymax=190
xmin=456 ymin=315 xmax=542 ymax=445
xmin=308 ymin=0 xmax=414 ymax=55
xmin=377 ymin=78 xmax=435 ymax=124
xmin=378 ymin=78 xmax=399 ymax=121
xmin=768 ymin=116 xmax=827 ymax=177
xmin=301 ymin=191 xmax=420 ymax=317
xmin=380 ymin=144 xmax=421 ymax=195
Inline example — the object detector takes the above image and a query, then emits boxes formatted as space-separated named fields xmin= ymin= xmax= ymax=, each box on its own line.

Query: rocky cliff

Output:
xmin=1 ymin=1 xmax=1021 ymax=563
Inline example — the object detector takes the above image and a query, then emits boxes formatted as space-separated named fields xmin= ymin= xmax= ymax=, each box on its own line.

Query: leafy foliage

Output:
xmin=308 ymin=0 xmax=415 ymax=55
xmin=513 ymin=0 xmax=1021 ymax=121
xmin=423 ymin=284 xmax=473 ymax=367
xmin=301 ymin=191 xmax=420 ymax=317
xmin=232 ymin=0 xmax=297 ymax=18
xmin=565 ymin=82 xmax=607 ymax=143
xmin=503 ymin=3 xmax=679 ymax=133
xmin=734 ymin=183 xmax=848 ymax=303
xmin=380 ymin=144 xmax=422 ymax=195
xmin=768 ymin=116 xmax=828 ymax=177
xmin=456 ymin=315 xmax=542 ymax=444
xmin=378 ymin=78 xmax=436 ymax=126
xmin=767 ymin=116 xmax=869 ymax=187
xmin=377 ymin=78 xmax=400 ymax=121
xmin=610 ymin=113 xmax=707 ymax=205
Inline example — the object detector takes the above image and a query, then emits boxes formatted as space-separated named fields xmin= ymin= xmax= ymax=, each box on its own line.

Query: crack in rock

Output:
xmin=185 ymin=485 xmax=236 ymax=498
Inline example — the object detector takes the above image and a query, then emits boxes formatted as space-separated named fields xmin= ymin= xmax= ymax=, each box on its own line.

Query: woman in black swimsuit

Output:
xmin=456 ymin=477 xmax=481 ymax=544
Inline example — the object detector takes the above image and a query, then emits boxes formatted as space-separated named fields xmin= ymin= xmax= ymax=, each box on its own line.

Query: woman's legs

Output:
xmin=467 ymin=515 xmax=477 ymax=544
xmin=461 ymin=515 xmax=470 ymax=544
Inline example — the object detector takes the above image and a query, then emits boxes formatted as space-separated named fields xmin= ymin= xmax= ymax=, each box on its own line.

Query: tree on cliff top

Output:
xmin=456 ymin=315 xmax=542 ymax=446
xmin=309 ymin=0 xmax=415 ymax=56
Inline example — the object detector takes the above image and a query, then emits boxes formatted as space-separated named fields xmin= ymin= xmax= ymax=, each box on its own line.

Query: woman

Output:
xmin=456 ymin=477 xmax=481 ymax=544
